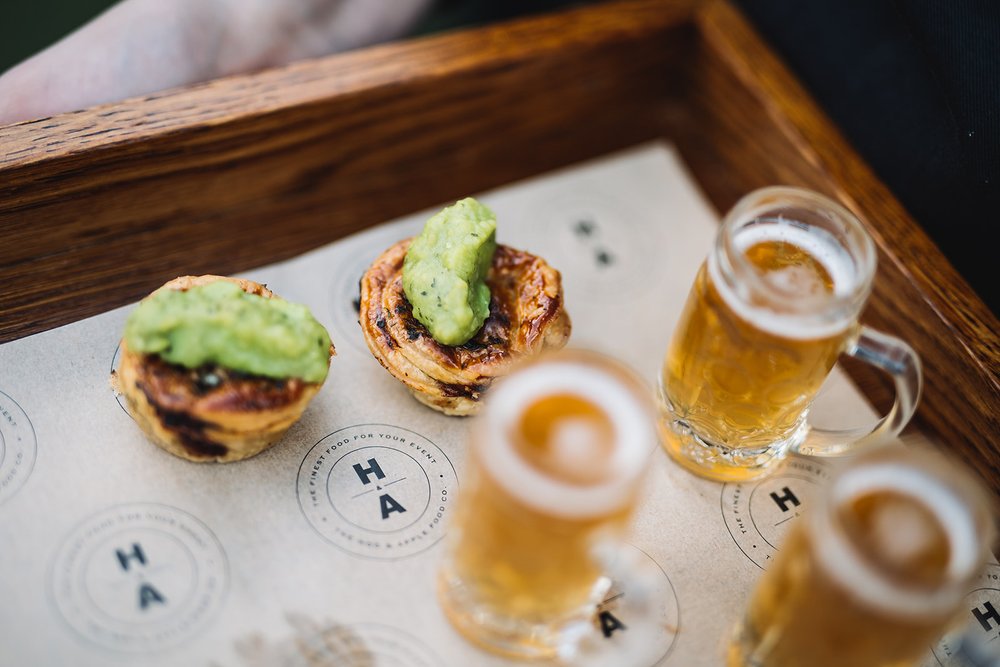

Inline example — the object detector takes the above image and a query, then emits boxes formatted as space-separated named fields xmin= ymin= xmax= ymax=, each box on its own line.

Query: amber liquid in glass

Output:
xmin=731 ymin=484 xmax=963 ymax=666
xmin=660 ymin=232 xmax=855 ymax=481
xmin=440 ymin=392 xmax=636 ymax=658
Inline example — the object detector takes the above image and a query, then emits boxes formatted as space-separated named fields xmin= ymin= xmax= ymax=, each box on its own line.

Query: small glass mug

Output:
xmin=437 ymin=349 xmax=657 ymax=661
xmin=728 ymin=444 xmax=994 ymax=667
xmin=658 ymin=186 xmax=922 ymax=482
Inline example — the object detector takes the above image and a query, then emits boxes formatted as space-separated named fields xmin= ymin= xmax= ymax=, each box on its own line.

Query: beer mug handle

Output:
xmin=796 ymin=326 xmax=923 ymax=457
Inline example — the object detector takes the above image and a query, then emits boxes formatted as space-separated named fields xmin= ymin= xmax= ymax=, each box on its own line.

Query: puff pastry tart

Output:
xmin=113 ymin=275 xmax=334 ymax=462
xmin=360 ymin=240 xmax=571 ymax=416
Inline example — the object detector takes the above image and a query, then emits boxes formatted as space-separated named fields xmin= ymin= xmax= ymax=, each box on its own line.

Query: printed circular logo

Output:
xmin=231 ymin=616 xmax=442 ymax=666
xmin=51 ymin=503 xmax=228 ymax=651
xmin=525 ymin=193 xmax=659 ymax=300
xmin=328 ymin=244 xmax=387 ymax=355
xmin=0 ymin=390 xmax=37 ymax=505
xmin=722 ymin=458 xmax=832 ymax=569
xmin=583 ymin=544 xmax=680 ymax=667
xmin=327 ymin=221 xmax=421 ymax=356
xmin=297 ymin=424 xmax=458 ymax=559
xmin=934 ymin=564 xmax=1000 ymax=665
xmin=110 ymin=342 xmax=131 ymax=418
xmin=347 ymin=624 xmax=441 ymax=666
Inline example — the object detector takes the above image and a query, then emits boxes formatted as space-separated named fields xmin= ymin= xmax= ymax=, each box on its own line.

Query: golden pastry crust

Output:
xmin=112 ymin=275 xmax=334 ymax=462
xmin=360 ymin=240 xmax=570 ymax=415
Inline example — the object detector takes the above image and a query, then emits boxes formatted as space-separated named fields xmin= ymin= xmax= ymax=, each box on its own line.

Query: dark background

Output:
xmin=3 ymin=0 xmax=996 ymax=314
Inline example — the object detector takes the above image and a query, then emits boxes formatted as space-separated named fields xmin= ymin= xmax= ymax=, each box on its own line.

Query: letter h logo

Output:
xmin=770 ymin=487 xmax=801 ymax=513
xmin=973 ymin=601 xmax=1000 ymax=632
xmin=115 ymin=542 xmax=166 ymax=610
xmin=353 ymin=459 xmax=386 ymax=485
xmin=353 ymin=456 xmax=406 ymax=520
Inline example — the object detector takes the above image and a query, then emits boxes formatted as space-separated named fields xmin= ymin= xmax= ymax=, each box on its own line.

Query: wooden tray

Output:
xmin=1 ymin=0 xmax=997 ymax=507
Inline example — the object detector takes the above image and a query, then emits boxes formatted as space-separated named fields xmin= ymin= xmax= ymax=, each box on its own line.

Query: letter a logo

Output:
xmin=598 ymin=610 xmax=627 ymax=638
xmin=379 ymin=494 xmax=406 ymax=519
xmin=138 ymin=583 xmax=166 ymax=610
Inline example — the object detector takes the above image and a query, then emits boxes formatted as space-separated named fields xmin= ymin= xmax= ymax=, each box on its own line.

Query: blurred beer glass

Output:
xmin=659 ymin=186 xmax=922 ymax=482
xmin=437 ymin=350 xmax=657 ymax=660
xmin=729 ymin=445 xmax=994 ymax=667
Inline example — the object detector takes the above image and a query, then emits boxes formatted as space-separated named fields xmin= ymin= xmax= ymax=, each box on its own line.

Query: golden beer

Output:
xmin=729 ymin=447 xmax=992 ymax=667
xmin=438 ymin=351 xmax=655 ymax=659
xmin=661 ymin=225 xmax=857 ymax=480
xmin=659 ymin=187 xmax=922 ymax=481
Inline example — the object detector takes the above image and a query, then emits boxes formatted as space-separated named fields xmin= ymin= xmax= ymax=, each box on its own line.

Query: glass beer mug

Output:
xmin=729 ymin=444 xmax=994 ymax=667
xmin=437 ymin=350 xmax=657 ymax=661
xmin=659 ymin=186 xmax=922 ymax=482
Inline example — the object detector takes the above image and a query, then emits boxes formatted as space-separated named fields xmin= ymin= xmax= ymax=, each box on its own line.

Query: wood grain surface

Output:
xmin=0 ymin=0 xmax=695 ymax=342
xmin=676 ymin=0 xmax=1000 ymax=506
xmin=0 ymin=0 xmax=997 ymax=502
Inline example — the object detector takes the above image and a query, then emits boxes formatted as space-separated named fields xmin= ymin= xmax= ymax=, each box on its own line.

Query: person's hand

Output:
xmin=0 ymin=0 xmax=433 ymax=125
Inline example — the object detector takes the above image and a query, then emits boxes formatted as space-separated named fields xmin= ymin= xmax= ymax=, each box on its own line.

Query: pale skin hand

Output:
xmin=0 ymin=0 xmax=434 ymax=125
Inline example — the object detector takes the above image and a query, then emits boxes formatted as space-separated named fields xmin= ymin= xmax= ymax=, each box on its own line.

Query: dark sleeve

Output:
xmin=734 ymin=0 xmax=1000 ymax=314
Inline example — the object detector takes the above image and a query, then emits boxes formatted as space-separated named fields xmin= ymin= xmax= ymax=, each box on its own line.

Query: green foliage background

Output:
xmin=1 ymin=1 xmax=115 ymax=72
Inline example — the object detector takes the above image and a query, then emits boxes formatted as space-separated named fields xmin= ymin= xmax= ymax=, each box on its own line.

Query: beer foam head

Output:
xmin=710 ymin=220 xmax=867 ymax=340
xmin=477 ymin=356 xmax=655 ymax=520
xmin=813 ymin=459 xmax=984 ymax=618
